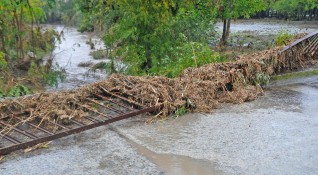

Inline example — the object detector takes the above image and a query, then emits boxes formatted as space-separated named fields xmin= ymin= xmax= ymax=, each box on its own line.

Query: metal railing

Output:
xmin=281 ymin=31 xmax=318 ymax=55
xmin=0 ymin=87 xmax=160 ymax=155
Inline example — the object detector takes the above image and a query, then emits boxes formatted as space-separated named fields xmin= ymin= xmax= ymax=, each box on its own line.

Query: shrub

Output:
xmin=0 ymin=52 xmax=8 ymax=69
xmin=7 ymin=85 xmax=30 ymax=97
xmin=275 ymin=31 xmax=293 ymax=46
xmin=149 ymin=42 xmax=227 ymax=78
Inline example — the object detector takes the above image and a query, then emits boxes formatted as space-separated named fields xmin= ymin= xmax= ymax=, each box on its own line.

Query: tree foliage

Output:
xmin=0 ymin=0 xmax=62 ymax=97
xmin=271 ymin=0 xmax=318 ymax=20
xmin=0 ymin=0 xmax=49 ymax=59
xmin=215 ymin=0 xmax=267 ymax=45
xmin=217 ymin=0 xmax=267 ymax=19
xmin=75 ymin=0 xmax=221 ymax=76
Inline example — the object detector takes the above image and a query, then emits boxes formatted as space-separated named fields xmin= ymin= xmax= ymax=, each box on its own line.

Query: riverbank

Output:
xmin=0 ymin=28 xmax=61 ymax=98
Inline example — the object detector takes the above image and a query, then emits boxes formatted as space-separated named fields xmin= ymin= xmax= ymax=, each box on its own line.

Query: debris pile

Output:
xmin=1 ymin=33 xmax=317 ymax=133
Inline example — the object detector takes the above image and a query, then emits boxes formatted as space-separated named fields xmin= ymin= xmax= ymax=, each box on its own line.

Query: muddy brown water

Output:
xmin=111 ymin=126 xmax=223 ymax=175
xmin=130 ymin=142 xmax=221 ymax=175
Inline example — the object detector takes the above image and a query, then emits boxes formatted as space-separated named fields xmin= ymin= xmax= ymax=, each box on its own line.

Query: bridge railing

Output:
xmin=280 ymin=31 xmax=318 ymax=56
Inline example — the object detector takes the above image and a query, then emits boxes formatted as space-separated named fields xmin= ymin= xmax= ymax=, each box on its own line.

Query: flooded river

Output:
xmin=216 ymin=19 xmax=318 ymax=34
xmin=48 ymin=25 xmax=108 ymax=90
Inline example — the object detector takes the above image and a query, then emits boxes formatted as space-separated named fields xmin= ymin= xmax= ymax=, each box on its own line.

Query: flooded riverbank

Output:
xmin=47 ymin=20 xmax=318 ymax=91
xmin=1 ymin=20 xmax=317 ymax=175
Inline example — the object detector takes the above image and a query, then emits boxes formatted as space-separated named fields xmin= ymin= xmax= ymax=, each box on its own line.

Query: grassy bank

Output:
xmin=271 ymin=69 xmax=318 ymax=81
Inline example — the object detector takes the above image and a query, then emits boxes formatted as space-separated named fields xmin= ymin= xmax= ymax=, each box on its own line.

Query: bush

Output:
xmin=43 ymin=69 xmax=66 ymax=87
xmin=275 ymin=31 xmax=293 ymax=46
xmin=158 ymin=43 xmax=226 ymax=77
xmin=254 ymin=72 xmax=270 ymax=87
xmin=27 ymin=61 xmax=66 ymax=88
xmin=7 ymin=85 xmax=30 ymax=97
xmin=149 ymin=42 xmax=226 ymax=78
xmin=91 ymin=62 xmax=108 ymax=70
xmin=0 ymin=52 xmax=8 ymax=69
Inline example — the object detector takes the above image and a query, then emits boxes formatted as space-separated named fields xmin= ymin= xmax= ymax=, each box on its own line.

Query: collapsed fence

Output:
xmin=0 ymin=31 xmax=317 ymax=155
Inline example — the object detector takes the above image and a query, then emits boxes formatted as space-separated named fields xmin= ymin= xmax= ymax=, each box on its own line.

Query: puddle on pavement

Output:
xmin=113 ymin=128 xmax=223 ymax=175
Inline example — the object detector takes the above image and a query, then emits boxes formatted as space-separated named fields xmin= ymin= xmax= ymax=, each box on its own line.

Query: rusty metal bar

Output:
xmin=0 ymin=112 xmax=28 ymax=120
xmin=304 ymin=35 xmax=318 ymax=52
xmin=0 ymin=133 xmax=22 ymax=144
xmin=76 ymin=102 xmax=112 ymax=120
xmin=83 ymin=116 xmax=100 ymax=123
xmin=0 ymin=121 xmax=38 ymax=139
xmin=26 ymin=122 xmax=55 ymax=136
xmin=69 ymin=119 xmax=85 ymax=126
xmin=94 ymin=93 xmax=135 ymax=111
xmin=88 ymin=98 xmax=125 ymax=114
xmin=0 ymin=105 xmax=159 ymax=155
xmin=46 ymin=120 xmax=70 ymax=130
xmin=12 ymin=116 xmax=54 ymax=136
xmin=99 ymin=86 xmax=145 ymax=108
xmin=307 ymin=36 xmax=318 ymax=54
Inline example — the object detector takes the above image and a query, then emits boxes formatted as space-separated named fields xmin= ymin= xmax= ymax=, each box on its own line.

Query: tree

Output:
xmin=0 ymin=0 xmax=63 ymax=97
xmin=215 ymin=0 xmax=267 ymax=45
xmin=272 ymin=0 xmax=318 ymax=20
xmin=0 ymin=0 xmax=47 ymax=59
xmin=99 ymin=0 xmax=215 ymax=74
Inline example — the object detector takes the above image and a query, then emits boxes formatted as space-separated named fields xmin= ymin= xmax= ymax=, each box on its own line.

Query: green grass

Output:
xmin=271 ymin=69 xmax=318 ymax=81
xmin=174 ymin=106 xmax=188 ymax=118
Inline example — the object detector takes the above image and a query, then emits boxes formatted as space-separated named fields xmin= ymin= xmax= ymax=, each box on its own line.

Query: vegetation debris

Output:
xmin=1 ymin=39 xmax=317 ymax=135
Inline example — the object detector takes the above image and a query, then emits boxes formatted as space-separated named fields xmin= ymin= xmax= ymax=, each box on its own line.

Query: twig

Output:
xmin=99 ymin=86 xmax=145 ymax=108
xmin=191 ymin=42 xmax=198 ymax=68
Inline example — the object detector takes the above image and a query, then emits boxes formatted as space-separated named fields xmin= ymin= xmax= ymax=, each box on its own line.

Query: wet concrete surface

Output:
xmin=111 ymin=75 xmax=318 ymax=175
xmin=1 ymin=76 xmax=318 ymax=174
xmin=0 ymin=127 xmax=161 ymax=175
